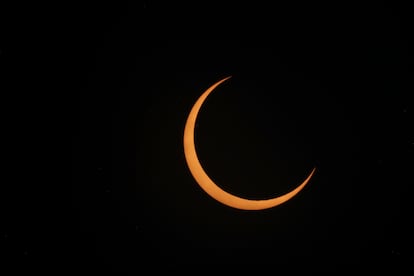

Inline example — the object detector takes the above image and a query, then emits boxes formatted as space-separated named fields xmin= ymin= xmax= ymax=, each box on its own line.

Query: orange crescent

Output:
xmin=183 ymin=76 xmax=316 ymax=210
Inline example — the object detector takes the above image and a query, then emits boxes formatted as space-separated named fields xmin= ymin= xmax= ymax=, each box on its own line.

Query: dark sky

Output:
xmin=3 ymin=1 xmax=413 ymax=275
xmin=73 ymin=2 xmax=412 ymax=274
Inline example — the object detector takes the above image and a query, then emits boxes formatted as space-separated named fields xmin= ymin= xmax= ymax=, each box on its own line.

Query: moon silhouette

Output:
xmin=183 ymin=76 xmax=316 ymax=210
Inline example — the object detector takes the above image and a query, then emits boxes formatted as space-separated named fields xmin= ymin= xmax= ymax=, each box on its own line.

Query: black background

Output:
xmin=2 ymin=1 xmax=413 ymax=274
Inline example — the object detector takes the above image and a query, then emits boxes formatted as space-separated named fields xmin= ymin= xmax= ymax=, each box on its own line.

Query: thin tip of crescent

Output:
xmin=309 ymin=167 xmax=317 ymax=178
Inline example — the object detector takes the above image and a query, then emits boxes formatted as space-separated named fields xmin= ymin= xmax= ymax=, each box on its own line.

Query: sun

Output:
xmin=183 ymin=76 xmax=316 ymax=210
